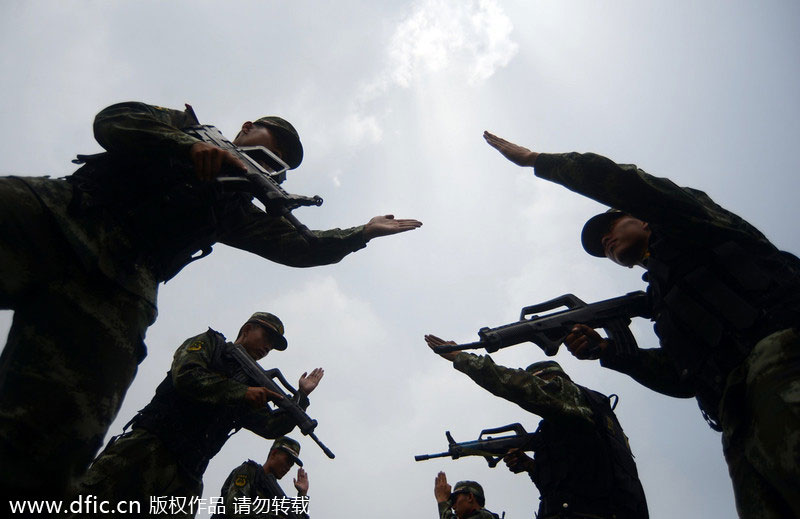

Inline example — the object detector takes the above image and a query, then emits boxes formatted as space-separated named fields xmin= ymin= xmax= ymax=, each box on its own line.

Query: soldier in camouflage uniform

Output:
xmin=483 ymin=132 xmax=800 ymax=518
xmin=427 ymin=336 xmax=648 ymax=519
xmin=0 ymin=101 xmax=422 ymax=504
xmin=71 ymin=312 xmax=321 ymax=518
xmin=434 ymin=473 xmax=500 ymax=519
xmin=216 ymin=436 xmax=310 ymax=519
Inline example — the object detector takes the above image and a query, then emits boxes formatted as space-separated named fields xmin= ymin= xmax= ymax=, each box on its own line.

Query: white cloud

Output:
xmin=341 ymin=112 xmax=384 ymax=146
xmin=388 ymin=0 xmax=518 ymax=87
xmin=340 ymin=0 xmax=518 ymax=147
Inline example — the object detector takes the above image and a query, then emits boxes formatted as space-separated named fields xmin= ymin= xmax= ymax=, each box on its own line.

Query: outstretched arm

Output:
xmin=94 ymin=101 xmax=244 ymax=181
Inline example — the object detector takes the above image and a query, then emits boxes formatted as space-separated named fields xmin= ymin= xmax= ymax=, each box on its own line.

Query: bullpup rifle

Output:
xmin=415 ymin=423 xmax=539 ymax=467
xmin=433 ymin=291 xmax=651 ymax=356
xmin=183 ymin=104 xmax=322 ymax=242
xmin=229 ymin=344 xmax=335 ymax=459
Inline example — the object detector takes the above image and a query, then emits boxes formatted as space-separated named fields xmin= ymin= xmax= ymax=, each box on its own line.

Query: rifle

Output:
xmin=415 ymin=423 xmax=539 ymax=467
xmin=228 ymin=344 xmax=335 ymax=459
xmin=182 ymin=104 xmax=323 ymax=242
xmin=261 ymin=473 xmax=305 ymax=519
xmin=432 ymin=291 xmax=651 ymax=357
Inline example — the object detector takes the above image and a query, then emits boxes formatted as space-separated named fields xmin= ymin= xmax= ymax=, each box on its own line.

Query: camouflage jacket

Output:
xmin=453 ymin=353 xmax=595 ymax=427
xmin=132 ymin=329 xmax=307 ymax=477
xmin=218 ymin=460 xmax=309 ymax=519
xmin=437 ymin=501 xmax=500 ymax=519
xmin=452 ymin=353 xmax=648 ymax=519
xmin=18 ymin=102 xmax=367 ymax=305
xmin=533 ymin=152 xmax=800 ymax=409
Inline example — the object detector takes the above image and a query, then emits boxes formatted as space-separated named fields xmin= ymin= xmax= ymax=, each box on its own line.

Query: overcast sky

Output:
xmin=2 ymin=1 xmax=799 ymax=518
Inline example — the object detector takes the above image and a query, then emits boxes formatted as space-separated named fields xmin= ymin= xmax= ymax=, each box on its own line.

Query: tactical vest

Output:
xmin=645 ymin=230 xmax=800 ymax=429
xmin=215 ymin=461 xmax=305 ymax=519
xmin=67 ymin=151 xmax=251 ymax=281
xmin=130 ymin=329 xmax=250 ymax=478
xmin=532 ymin=387 xmax=648 ymax=519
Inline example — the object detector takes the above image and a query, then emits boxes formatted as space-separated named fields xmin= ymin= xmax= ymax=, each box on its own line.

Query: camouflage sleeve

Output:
xmin=600 ymin=346 xmax=697 ymax=398
xmin=93 ymin=101 xmax=200 ymax=160
xmin=452 ymin=353 xmax=594 ymax=426
xmin=533 ymin=152 xmax=762 ymax=242
xmin=171 ymin=332 xmax=248 ymax=406
xmin=438 ymin=500 xmax=455 ymax=519
xmin=238 ymin=391 xmax=311 ymax=440
xmin=219 ymin=205 xmax=368 ymax=267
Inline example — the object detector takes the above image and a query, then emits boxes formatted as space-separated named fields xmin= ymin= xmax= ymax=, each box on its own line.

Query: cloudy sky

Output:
xmin=2 ymin=1 xmax=799 ymax=517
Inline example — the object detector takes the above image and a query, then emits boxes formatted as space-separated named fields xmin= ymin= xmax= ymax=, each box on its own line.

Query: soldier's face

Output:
xmin=233 ymin=122 xmax=285 ymax=160
xmin=451 ymin=493 xmax=478 ymax=519
xmin=240 ymin=324 xmax=276 ymax=360
xmin=266 ymin=450 xmax=294 ymax=479
xmin=601 ymin=216 xmax=651 ymax=267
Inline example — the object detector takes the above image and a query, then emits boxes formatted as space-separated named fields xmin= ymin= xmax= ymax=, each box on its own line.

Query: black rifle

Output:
xmin=415 ymin=423 xmax=539 ymax=467
xmin=433 ymin=291 xmax=651 ymax=356
xmin=182 ymin=104 xmax=323 ymax=242
xmin=228 ymin=344 xmax=335 ymax=459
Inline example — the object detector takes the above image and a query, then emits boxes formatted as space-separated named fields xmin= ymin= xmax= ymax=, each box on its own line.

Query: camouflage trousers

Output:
xmin=719 ymin=327 xmax=800 ymax=519
xmin=72 ymin=428 xmax=203 ymax=518
xmin=0 ymin=177 xmax=155 ymax=507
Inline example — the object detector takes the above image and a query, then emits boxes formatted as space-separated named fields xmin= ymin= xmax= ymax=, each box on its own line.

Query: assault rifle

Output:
xmin=261 ymin=473 xmax=306 ymax=519
xmin=415 ymin=423 xmax=539 ymax=467
xmin=183 ymin=104 xmax=323 ymax=242
xmin=229 ymin=344 xmax=335 ymax=459
xmin=432 ymin=291 xmax=651 ymax=356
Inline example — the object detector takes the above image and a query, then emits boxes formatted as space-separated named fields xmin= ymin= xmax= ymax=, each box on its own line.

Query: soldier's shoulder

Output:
xmin=476 ymin=509 xmax=502 ymax=519
xmin=185 ymin=328 xmax=226 ymax=348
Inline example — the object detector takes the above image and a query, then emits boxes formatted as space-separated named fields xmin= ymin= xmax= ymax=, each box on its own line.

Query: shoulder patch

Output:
xmin=187 ymin=340 xmax=204 ymax=352
xmin=234 ymin=474 xmax=248 ymax=487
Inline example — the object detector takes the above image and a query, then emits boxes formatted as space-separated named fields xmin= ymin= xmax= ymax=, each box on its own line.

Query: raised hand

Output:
xmin=434 ymin=471 xmax=452 ymax=503
xmin=363 ymin=214 xmax=422 ymax=241
xmin=424 ymin=334 xmax=458 ymax=362
xmin=298 ymin=367 xmax=324 ymax=395
xmin=483 ymin=131 xmax=539 ymax=167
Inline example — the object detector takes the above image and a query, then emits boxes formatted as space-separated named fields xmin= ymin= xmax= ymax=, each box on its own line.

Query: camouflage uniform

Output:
xmin=533 ymin=152 xmax=800 ymax=517
xmin=0 ymin=102 xmax=368 ymax=503
xmin=217 ymin=460 xmax=308 ymax=519
xmin=74 ymin=328 xmax=306 ymax=518
xmin=452 ymin=354 xmax=648 ymax=519
xmin=437 ymin=481 xmax=499 ymax=519
xmin=437 ymin=502 xmax=500 ymax=519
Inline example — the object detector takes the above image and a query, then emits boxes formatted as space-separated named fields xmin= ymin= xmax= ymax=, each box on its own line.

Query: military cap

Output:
xmin=581 ymin=208 xmax=626 ymax=258
xmin=451 ymin=480 xmax=485 ymax=505
xmin=246 ymin=312 xmax=288 ymax=351
xmin=525 ymin=360 xmax=567 ymax=378
xmin=270 ymin=436 xmax=303 ymax=467
xmin=253 ymin=116 xmax=303 ymax=170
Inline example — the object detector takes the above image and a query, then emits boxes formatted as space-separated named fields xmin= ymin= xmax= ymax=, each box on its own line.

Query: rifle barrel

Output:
xmin=432 ymin=341 xmax=485 ymax=354
xmin=414 ymin=451 xmax=451 ymax=461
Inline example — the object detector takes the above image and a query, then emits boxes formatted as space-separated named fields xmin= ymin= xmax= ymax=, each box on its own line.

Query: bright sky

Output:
xmin=1 ymin=1 xmax=799 ymax=518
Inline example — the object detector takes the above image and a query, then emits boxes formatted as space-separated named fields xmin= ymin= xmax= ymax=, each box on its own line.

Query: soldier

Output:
xmin=72 ymin=312 xmax=319 ymax=518
xmin=216 ymin=436 xmax=310 ymax=519
xmin=427 ymin=335 xmax=649 ymax=519
xmin=483 ymin=131 xmax=800 ymax=518
xmin=434 ymin=472 xmax=500 ymax=519
xmin=0 ymin=101 xmax=422 ymax=502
